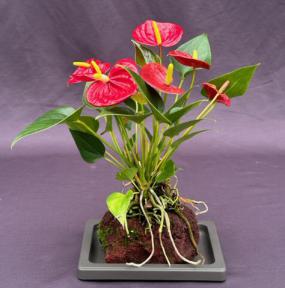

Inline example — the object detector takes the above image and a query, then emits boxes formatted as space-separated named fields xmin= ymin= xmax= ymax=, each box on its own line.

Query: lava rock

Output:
xmin=98 ymin=205 xmax=199 ymax=264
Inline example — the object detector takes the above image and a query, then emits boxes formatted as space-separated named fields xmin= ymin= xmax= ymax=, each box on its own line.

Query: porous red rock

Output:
xmin=98 ymin=205 xmax=199 ymax=264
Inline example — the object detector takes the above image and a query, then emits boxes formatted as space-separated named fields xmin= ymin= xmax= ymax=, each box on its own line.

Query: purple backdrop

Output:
xmin=1 ymin=0 xmax=285 ymax=287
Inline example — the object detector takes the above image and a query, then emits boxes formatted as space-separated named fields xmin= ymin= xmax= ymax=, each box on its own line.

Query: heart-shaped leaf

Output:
xmin=11 ymin=106 xmax=83 ymax=148
xmin=156 ymin=160 xmax=177 ymax=183
xmin=202 ymin=64 xmax=260 ymax=98
xmin=106 ymin=190 xmax=134 ymax=230
xmin=69 ymin=129 xmax=105 ymax=163
xmin=68 ymin=116 xmax=99 ymax=135
xmin=171 ymin=33 xmax=211 ymax=77
xmin=132 ymin=40 xmax=160 ymax=67
xmin=116 ymin=167 xmax=138 ymax=181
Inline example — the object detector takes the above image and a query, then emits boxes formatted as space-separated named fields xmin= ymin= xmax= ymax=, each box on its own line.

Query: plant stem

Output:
xmin=153 ymin=80 xmax=231 ymax=177
xmin=174 ymin=77 xmax=185 ymax=102
xmin=159 ymin=45 xmax=163 ymax=63
xmin=183 ymin=80 xmax=230 ymax=136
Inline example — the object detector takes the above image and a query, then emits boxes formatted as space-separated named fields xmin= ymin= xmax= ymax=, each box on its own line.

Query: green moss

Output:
xmin=97 ymin=223 xmax=113 ymax=249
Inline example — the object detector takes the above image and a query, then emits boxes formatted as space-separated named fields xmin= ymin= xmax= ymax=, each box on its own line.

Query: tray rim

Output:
xmin=77 ymin=219 xmax=226 ymax=281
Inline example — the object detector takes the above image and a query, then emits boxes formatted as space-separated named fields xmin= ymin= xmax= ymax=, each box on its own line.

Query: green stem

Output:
xmin=159 ymin=45 xmax=163 ymax=63
xmin=174 ymin=77 xmax=185 ymax=102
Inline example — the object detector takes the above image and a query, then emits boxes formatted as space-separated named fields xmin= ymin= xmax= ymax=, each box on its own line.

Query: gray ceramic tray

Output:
xmin=77 ymin=219 xmax=226 ymax=281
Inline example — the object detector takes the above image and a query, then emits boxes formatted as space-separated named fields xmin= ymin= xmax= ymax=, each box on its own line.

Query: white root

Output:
xmin=151 ymin=191 xmax=202 ymax=266
xmin=149 ymin=189 xmax=171 ymax=266
xmin=164 ymin=212 xmax=202 ymax=266
xmin=159 ymin=232 xmax=171 ymax=266
xmin=191 ymin=200 xmax=208 ymax=215
xmin=126 ymin=191 xmax=155 ymax=267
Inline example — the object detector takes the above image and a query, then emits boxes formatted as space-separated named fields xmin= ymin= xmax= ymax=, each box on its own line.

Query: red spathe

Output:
xmin=202 ymin=83 xmax=231 ymax=106
xmin=140 ymin=63 xmax=184 ymax=94
xmin=132 ymin=20 xmax=183 ymax=47
xmin=169 ymin=50 xmax=210 ymax=69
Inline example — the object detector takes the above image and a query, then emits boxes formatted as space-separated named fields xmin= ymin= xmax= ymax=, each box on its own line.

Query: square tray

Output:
xmin=77 ymin=220 xmax=226 ymax=281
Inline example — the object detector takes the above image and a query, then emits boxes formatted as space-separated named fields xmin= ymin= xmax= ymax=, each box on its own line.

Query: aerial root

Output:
xmin=126 ymin=191 xmax=155 ymax=267
xmin=150 ymin=189 xmax=202 ymax=266
xmin=180 ymin=196 xmax=208 ymax=215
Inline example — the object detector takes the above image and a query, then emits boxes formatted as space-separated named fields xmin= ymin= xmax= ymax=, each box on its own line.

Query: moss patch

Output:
xmin=97 ymin=222 xmax=113 ymax=249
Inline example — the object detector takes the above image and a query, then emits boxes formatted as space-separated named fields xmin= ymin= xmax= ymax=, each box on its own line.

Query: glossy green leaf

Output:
xmin=82 ymin=82 xmax=94 ymax=108
xmin=116 ymin=167 xmax=138 ymax=181
xmin=171 ymin=130 xmax=208 ymax=149
xmin=96 ymin=106 xmax=150 ymax=123
xmin=68 ymin=116 xmax=99 ymax=135
xmin=106 ymin=190 xmax=134 ymax=230
xmin=100 ymin=115 xmax=112 ymax=135
xmin=201 ymin=64 xmax=260 ymax=98
xmin=124 ymin=98 xmax=137 ymax=110
xmin=132 ymin=40 xmax=160 ymax=67
xmin=163 ymin=119 xmax=202 ymax=137
xmin=11 ymin=106 xmax=82 ymax=148
xmin=156 ymin=160 xmax=176 ymax=183
xmin=125 ymin=68 xmax=171 ymax=124
xmin=69 ymin=129 xmax=105 ymax=163
xmin=171 ymin=34 xmax=211 ymax=77
xmin=166 ymin=100 xmax=206 ymax=123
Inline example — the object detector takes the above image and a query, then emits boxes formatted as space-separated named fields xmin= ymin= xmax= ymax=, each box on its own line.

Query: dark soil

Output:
xmin=98 ymin=205 xmax=199 ymax=264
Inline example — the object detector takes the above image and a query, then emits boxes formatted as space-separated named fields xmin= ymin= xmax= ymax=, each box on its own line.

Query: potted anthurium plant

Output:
xmin=12 ymin=20 xmax=259 ymax=267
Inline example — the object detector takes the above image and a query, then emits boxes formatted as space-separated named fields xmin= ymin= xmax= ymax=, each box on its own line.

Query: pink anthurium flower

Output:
xmin=132 ymin=20 xmax=183 ymax=47
xmin=202 ymin=83 xmax=231 ymax=106
xmin=68 ymin=59 xmax=111 ymax=84
xmin=69 ymin=58 xmax=138 ymax=107
xmin=168 ymin=50 xmax=210 ymax=69
xmin=140 ymin=62 xmax=184 ymax=94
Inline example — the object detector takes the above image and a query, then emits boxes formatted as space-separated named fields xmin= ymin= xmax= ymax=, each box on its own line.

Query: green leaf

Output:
xmin=125 ymin=68 xmax=171 ymax=124
xmin=11 ymin=106 xmax=82 ymax=148
xmin=69 ymin=129 xmax=105 ymax=163
xmin=169 ymin=90 xmax=191 ymax=110
xmin=132 ymin=40 xmax=160 ymax=67
xmin=82 ymin=82 xmax=94 ymax=108
xmin=171 ymin=33 xmax=211 ymax=77
xmin=128 ymin=133 xmax=136 ymax=148
xmin=96 ymin=106 xmax=150 ymax=124
xmin=116 ymin=167 xmax=138 ymax=181
xmin=106 ymin=190 xmax=134 ymax=230
xmin=145 ymin=128 xmax=153 ymax=141
xmin=68 ymin=116 xmax=99 ymax=135
xmin=171 ymin=130 xmax=208 ymax=149
xmin=202 ymin=64 xmax=260 ymax=98
xmin=166 ymin=100 xmax=206 ymax=123
xmin=101 ymin=115 xmax=113 ymax=135
xmin=124 ymin=98 xmax=137 ymax=110
xmin=164 ymin=119 xmax=202 ymax=137
xmin=156 ymin=160 xmax=176 ymax=183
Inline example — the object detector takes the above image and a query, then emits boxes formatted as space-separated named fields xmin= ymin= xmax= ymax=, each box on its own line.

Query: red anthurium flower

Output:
xmin=69 ymin=58 xmax=138 ymax=107
xmin=168 ymin=50 xmax=210 ymax=69
xmin=132 ymin=20 xmax=183 ymax=47
xmin=202 ymin=83 xmax=231 ymax=107
xmin=68 ymin=59 xmax=111 ymax=84
xmin=140 ymin=63 xmax=184 ymax=94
